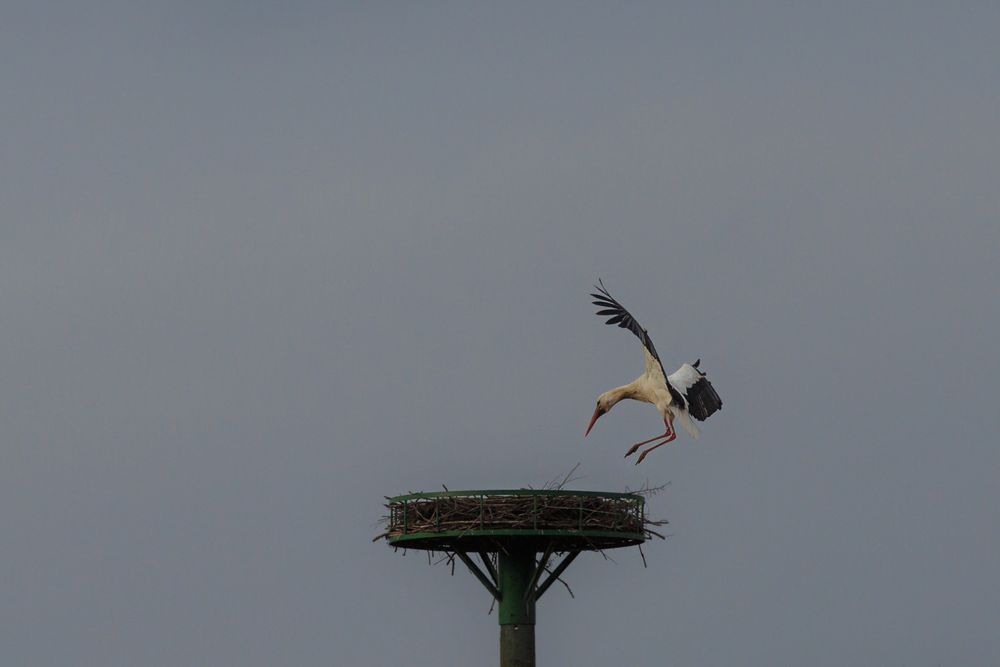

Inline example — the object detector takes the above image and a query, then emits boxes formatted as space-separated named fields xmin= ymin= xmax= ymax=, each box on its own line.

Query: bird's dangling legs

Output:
xmin=635 ymin=431 xmax=676 ymax=465
xmin=624 ymin=416 xmax=674 ymax=458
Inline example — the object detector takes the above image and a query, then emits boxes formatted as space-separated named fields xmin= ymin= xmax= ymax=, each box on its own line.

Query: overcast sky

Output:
xmin=2 ymin=3 xmax=999 ymax=666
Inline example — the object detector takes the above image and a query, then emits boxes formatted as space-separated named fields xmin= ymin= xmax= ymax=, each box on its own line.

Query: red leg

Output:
xmin=624 ymin=417 xmax=674 ymax=458
xmin=635 ymin=431 xmax=677 ymax=465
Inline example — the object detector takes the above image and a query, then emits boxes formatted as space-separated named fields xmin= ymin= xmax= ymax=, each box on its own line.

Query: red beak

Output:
xmin=585 ymin=406 xmax=605 ymax=436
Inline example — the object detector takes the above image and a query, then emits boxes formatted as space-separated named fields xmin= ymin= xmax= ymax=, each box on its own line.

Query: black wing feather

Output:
xmin=590 ymin=279 xmax=662 ymax=362
xmin=685 ymin=376 xmax=723 ymax=421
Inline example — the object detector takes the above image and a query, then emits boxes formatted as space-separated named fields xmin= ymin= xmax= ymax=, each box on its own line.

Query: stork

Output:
xmin=585 ymin=280 xmax=722 ymax=464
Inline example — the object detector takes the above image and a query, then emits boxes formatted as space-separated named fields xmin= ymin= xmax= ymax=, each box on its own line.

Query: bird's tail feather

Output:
xmin=675 ymin=411 xmax=700 ymax=439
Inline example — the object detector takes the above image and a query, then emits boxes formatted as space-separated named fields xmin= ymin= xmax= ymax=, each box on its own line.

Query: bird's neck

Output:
xmin=604 ymin=381 xmax=641 ymax=407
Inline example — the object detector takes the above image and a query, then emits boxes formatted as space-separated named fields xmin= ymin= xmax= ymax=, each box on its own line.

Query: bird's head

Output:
xmin=585 ymin=392 xmax=615 ymax=436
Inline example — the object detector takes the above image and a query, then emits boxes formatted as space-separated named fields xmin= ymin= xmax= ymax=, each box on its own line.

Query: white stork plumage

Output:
xmin=585 ymin=280 xmax=722 ymax=464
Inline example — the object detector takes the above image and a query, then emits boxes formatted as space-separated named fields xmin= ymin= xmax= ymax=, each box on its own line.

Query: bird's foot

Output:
xmin=635 ymin=442 xmax=664 ymax=465
xmin=624 ymin=431 xmax=672 ymax=458
xmin=633 ymin=432 xmax=676 ymax=464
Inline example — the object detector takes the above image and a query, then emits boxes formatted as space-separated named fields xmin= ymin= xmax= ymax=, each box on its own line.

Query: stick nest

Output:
xmin=378 ymin=491 xmax=665 ymax=550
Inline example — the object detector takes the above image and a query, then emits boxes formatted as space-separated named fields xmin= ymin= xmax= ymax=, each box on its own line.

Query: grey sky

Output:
xmin=2 ymin=3 xmax=999 ymax=665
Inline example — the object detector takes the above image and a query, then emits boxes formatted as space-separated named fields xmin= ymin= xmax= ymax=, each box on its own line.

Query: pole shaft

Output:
xmin=500 ymin=624 xmax=535 ymax=667
xmin=498 ymin=548 xmax=536 ymax=625
xmin=498 ymin=547 xmax=536 ymax=667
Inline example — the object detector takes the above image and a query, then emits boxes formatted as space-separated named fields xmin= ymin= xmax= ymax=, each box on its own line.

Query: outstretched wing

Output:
xmin=591 ymin=279 xmax=662 ymax=363
xmin=591 ymin=279 xmax=685 ymax=405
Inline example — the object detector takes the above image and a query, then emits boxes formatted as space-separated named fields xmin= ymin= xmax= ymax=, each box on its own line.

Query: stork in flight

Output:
xmin=585 ymin=280 xmax=722 ymax=464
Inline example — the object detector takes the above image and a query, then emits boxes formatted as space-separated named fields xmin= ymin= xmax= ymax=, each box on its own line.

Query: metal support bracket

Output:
xmin=523 ymin=542 xmax=554 ymax=603
xmin=456 ymin=551 xmax=500 ymax=600
xmin=478 ymin=551 xmax=498 ymax=585
xmin=534 ymin=550 xmax=581 ymax=600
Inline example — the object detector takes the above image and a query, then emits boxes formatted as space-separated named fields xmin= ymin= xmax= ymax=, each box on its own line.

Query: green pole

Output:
xmin=498 ymin=547 xmax=536 ymax=667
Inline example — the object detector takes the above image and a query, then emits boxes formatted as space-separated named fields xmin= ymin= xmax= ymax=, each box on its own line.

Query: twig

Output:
xmin=597 ymin=548 xmax=617 ymax=565
xmin=626 ymin=480 xmax=671 ymax=497
xmin=551 ymin=573 xmax=575 ymax=599
xmin=545 ymin=463 xmax=583 ymax=490
xmin=541 ymin=559 xmax=576 ymax=599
